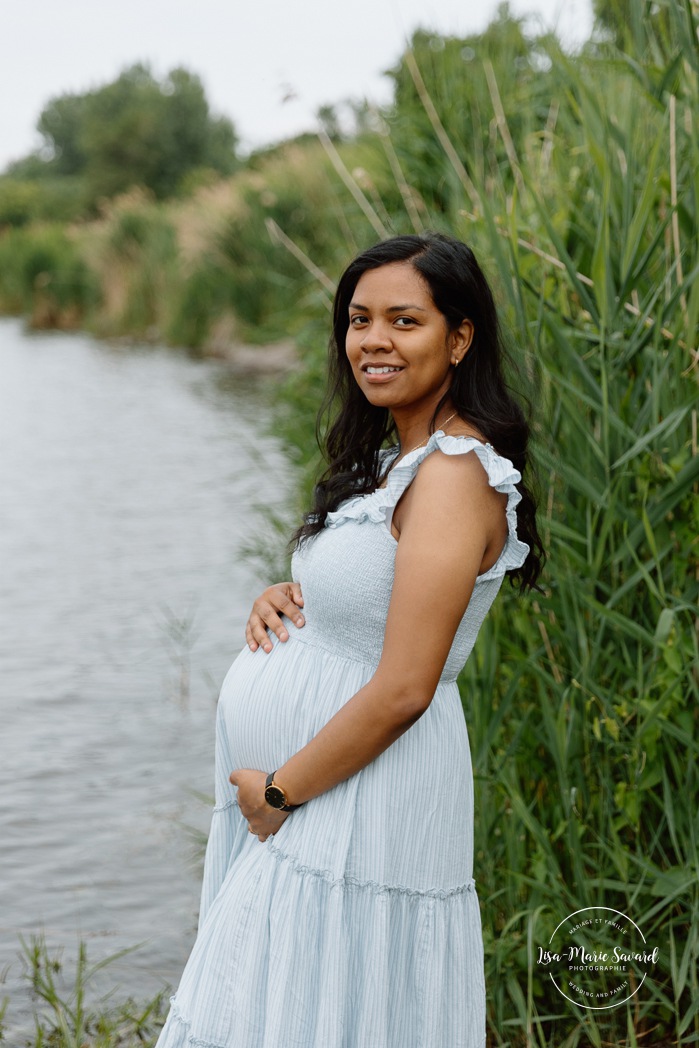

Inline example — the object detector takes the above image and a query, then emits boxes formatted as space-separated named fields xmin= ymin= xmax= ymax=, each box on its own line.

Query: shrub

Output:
xmin=0 ymin=224 xmax=99 ymax=325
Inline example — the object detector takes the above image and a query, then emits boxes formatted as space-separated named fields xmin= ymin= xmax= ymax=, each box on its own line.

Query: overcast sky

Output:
xmin=2 ymin=0 xmax=593 ymax=170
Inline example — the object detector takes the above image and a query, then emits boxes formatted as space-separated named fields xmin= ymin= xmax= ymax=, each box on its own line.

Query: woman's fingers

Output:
xmin=244 ymin=621 xmax=262 ymax=653
xmin=250 ymin=604 xmax=286 ymax=652
xmin=290 ymin=582 xmax=304 ymax=607
xmin=273 ymin=590 xmax=305 ymax=629
xmin=246 ymin=584 xmax=305 ymax=653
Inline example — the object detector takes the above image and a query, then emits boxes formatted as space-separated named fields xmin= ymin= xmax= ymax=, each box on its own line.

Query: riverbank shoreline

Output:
xmin=2 ymin=309 xmax=299 ymax=376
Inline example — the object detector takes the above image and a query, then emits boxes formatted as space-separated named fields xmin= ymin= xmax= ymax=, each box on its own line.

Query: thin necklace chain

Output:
xmin=403 ymin=411 xmax=458 ymax=457
xmin=378 ymin=412 xmax=460 ymax=490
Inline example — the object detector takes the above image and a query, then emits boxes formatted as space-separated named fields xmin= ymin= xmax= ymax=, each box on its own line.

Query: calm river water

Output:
xmin=0 ymin=318 xmax=292 ymax=1034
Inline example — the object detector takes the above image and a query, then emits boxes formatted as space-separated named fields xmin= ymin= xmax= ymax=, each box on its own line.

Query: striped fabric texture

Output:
xmin=156 ymin=433 xmax=529 ymax=1048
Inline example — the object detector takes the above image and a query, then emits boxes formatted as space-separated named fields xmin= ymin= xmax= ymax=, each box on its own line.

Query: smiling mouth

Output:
xmin=363 ymin=365 xmax=404 ymax=374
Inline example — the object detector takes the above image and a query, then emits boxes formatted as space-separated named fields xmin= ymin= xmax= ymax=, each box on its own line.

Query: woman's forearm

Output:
xmin=274 ymin=674 xmax=429 ymax=806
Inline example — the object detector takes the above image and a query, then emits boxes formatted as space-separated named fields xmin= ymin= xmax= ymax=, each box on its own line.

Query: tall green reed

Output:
xmin=418 ymin=11 xmax=697 ymax=1046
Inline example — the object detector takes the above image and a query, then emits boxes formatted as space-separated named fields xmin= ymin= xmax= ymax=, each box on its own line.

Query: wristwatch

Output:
xmin=264 ymin=772 xmax=302 ymax=812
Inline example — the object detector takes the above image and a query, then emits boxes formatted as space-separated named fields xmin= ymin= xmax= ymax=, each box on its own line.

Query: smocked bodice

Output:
xmin=290 ymin=432 xmax=529 ymax=683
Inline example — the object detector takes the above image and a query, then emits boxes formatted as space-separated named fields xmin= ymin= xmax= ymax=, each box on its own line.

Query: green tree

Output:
xmin=37 ymin=92 xmax=90 ymax=176
xmin=18 ymin=64 xmax=239 ymax=208
xmin=80 ymin=64 xmax=238 ymax=201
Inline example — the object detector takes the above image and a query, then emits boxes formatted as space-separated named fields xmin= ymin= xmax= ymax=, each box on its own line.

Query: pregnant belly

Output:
xmin=218 ymin=635 xmax=374 ymax=771
xmin=217 ymin=634 xmax=475 ymax=890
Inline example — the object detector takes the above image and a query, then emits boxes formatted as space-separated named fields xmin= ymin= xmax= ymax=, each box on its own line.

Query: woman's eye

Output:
xmin=395 ymin=316 xmax=416 ymax=327
xmin=350 ymin=315 xmax=367 ymax=326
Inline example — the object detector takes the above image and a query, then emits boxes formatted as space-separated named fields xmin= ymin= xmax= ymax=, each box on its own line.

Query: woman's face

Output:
xmin=345 ymin=262 xmax=472 ymax=414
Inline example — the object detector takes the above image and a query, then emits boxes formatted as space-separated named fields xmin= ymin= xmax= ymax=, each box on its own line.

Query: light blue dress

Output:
xmin=156 ymin=431 xmax=529 ymax=1048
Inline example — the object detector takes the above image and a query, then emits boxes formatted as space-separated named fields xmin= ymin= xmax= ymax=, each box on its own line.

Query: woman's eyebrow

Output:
xmin=348 ymin=302 xmax=428 ymax=312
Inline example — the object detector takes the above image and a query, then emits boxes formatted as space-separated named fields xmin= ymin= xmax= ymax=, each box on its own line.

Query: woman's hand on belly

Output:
xmin=229 ymin=768 xmax=289 ymax=841
xmin=245 ymin=582 xmax=305 ymax=654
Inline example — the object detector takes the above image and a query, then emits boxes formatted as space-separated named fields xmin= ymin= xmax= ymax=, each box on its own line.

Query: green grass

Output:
xmin=0 ymin=936 xmax=168 ymax=1047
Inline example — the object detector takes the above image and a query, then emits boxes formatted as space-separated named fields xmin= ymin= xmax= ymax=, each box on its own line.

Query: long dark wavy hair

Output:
xmin=292 ymin=232 xmax=545 ymax=591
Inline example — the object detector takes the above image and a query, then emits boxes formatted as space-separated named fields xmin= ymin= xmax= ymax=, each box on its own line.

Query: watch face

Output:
xmin=265 ymin=784 xmax=286 ymax=810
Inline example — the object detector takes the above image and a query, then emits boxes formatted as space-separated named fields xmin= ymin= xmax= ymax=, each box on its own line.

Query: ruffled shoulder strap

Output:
xmin=325 ymin=431 xmax=530 ymax=579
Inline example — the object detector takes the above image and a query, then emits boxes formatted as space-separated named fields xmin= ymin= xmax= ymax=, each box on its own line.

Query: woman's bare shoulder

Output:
xmin=415 ymin=443 xmax=494 ymax=492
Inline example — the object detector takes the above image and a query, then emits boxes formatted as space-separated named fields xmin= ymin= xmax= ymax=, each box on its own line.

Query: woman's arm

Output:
xmin=232 ymin=450 xmax=506 ymax=836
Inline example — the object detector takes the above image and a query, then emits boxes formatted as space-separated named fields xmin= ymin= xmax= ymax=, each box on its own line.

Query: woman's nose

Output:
xmin=360 ymin=326 xmax=392 ymax=350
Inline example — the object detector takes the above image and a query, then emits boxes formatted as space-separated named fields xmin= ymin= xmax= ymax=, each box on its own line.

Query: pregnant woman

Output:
xmin=156 ymin=232 xmax=544 ymax=1048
